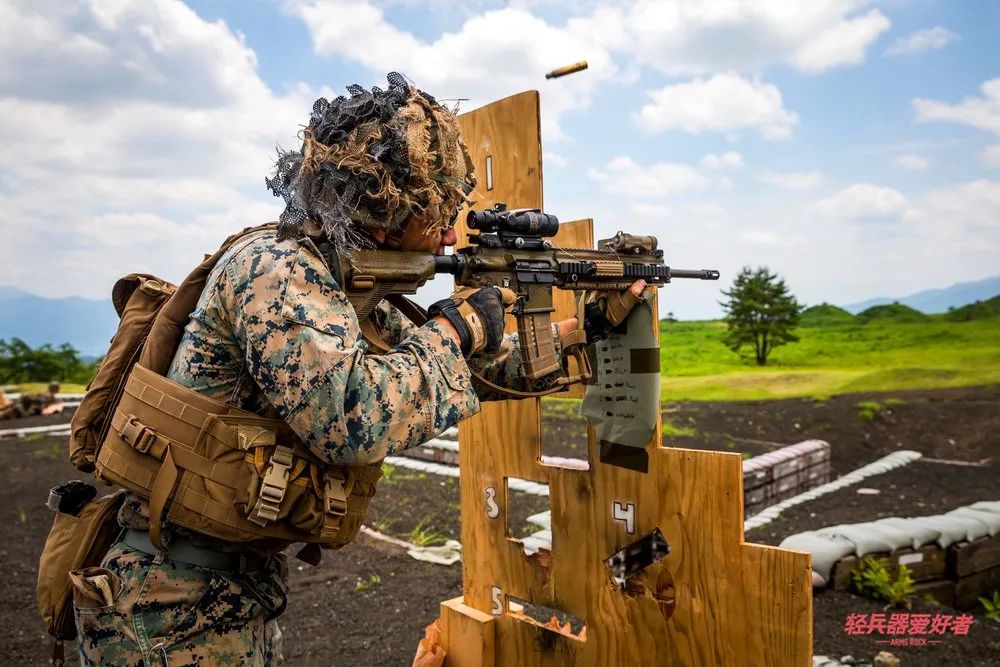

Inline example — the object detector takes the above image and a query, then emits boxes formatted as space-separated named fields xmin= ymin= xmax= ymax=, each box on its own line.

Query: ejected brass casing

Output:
xmin=545 ymin=61 xmax=588 ymax=79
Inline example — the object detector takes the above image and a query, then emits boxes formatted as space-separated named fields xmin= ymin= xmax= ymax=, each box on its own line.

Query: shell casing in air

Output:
xmin=545 ymin=61 xmax=588 ymax=79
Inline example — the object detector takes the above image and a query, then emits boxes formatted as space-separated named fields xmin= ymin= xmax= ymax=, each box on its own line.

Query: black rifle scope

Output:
xmin=467 ymin=204 xmax=560 ymax=238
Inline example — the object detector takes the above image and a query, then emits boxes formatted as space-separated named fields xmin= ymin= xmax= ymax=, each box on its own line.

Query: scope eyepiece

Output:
xmin=466 ymin=207 xmax=560 ymax=238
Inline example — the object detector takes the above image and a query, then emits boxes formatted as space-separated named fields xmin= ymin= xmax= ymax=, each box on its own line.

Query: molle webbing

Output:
xmin=97 ymin=364 xmax=380 ymax=551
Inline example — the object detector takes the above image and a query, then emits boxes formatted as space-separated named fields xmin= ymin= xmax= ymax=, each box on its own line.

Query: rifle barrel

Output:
xmin=668 ymin=269 xmax=720 ymax=280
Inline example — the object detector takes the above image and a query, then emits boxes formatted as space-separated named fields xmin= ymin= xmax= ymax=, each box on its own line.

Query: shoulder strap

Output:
xmin=139 ymin=223 xmax=277 ymax=373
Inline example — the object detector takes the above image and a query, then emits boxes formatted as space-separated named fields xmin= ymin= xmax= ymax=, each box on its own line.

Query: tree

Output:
xmin=720 ymin=266 xmax=802 ymax=366
xmin=0 ymin=338 xmax=99 ymax=384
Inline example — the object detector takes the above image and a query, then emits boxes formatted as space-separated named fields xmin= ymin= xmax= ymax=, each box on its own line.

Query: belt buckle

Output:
xmin=248 ymin=445 xmax=294 ymax=526
xmin=121 ymin=414 xmax=157 ymax=454
xmin=324 ymin=472 xmax=348 ymax=517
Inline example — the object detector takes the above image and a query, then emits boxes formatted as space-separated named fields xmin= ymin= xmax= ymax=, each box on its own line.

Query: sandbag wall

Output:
xmin=782 ymin=501 xmax=1000 ymax=608
xmin=742 ymin=439 xmax=831 ymax=517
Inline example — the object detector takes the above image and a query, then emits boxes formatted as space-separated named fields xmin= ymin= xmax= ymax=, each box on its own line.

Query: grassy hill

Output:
xmin=800 ymin=303 xmax=856 ymax=326
xmin=857 ymin=302 xmax=927 ymax=323
xmin=945 ymin=294 xmax=1000 ymax=321
xmin=659 ymin=313 xmax=1000 ymax=401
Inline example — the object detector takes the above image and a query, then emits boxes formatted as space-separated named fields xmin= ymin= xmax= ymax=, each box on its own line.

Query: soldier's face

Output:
xmin=396 ymin=216 xmax=458 ymax=254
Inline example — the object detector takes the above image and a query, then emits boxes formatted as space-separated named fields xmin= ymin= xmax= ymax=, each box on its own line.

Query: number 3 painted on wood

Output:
xmin=485 ymin=486 xmax=500 ymax=519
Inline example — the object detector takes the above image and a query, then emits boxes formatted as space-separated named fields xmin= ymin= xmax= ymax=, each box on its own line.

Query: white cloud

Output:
xmin=687 ymin=203 xmax=726 ymax=217
xmin=292 ymin=1 xmax=619 ymax=141
xmin=816 ymin=183 xmax=910 ymax=221
xmin=920 ymin=179 xmax=1000 ymax=234
xmin=757 ymin=170 xmax=823 ymax=189
xmin=0 ymin=0 xmax=316 ymax=298
xmin=983 ymin=145 xmax=1000 ymax=168
xmin=740 ymin=230 xmax=789 ymax=247
xmin=885 ymin=26 xmax=957 ymax=57
xmin=631 ymin=203 xmax=672 ymax=218
xmin=290 ymin=1 xmax=892 ymax=145
xmin=891 ymin=154 xmax=930 ymax=170
xmin=700 ymin=151 xmax=744 ymax=170
xmin=914 ymin=78 xmax=1000 ymax=135
xmin=544 ymin=150 xmax=569 ymax=168
xmin=588 ymin=156 xmax=709 ymax=197
xmin=636 ymin=73 xmax=798 ymax=139
xmin=790 ymin=9 xmax=891 ymax=73
xmin=574 ymin=0 xmax=890 ymax=75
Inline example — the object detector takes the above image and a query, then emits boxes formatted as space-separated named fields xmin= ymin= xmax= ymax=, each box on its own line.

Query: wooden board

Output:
xmin=912 ymin=578 xmax=957 ymax=607
xmin=831 ymin=545 xmax=948 ymax=591
xmin=954 ymin=563 xmax=1000 ymax=608
xmin=441 ymin=91 xmax=813 ymax=666
xmin=948 ymin=534 xmax=1000 ymax=578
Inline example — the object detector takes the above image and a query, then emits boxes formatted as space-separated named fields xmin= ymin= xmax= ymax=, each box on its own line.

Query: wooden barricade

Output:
xmin=438 ymin=91 xmax=813 ymax=666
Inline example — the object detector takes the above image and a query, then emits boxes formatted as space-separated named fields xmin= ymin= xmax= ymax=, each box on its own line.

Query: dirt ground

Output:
xmin=1 ymin=385 xmax=998 ymax=665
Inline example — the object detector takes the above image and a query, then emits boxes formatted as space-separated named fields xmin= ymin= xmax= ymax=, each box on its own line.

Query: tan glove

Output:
xmin=583 ymin=279 xmax=646 ymax=343
xmin=428 ymin=285 xmax=517 ymax=355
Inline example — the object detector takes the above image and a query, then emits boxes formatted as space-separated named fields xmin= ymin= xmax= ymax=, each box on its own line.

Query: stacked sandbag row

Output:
xmin=781 ymin=500 xmax=1000 ymax=608
xmin=743 ymin=440 xmax=831 ymax=517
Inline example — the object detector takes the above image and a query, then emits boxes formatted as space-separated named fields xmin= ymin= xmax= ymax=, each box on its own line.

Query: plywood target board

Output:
xmin=441 ymin=91 xmax=812 ymax=666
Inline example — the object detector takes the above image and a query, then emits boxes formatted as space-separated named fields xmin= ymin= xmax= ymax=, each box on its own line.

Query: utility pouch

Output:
xmin=36 ymin=489 xmax=126 ymax=643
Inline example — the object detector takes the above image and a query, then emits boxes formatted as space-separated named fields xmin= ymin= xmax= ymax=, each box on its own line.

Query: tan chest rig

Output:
xmin=73 ymin=225 xmax=381 ymax=563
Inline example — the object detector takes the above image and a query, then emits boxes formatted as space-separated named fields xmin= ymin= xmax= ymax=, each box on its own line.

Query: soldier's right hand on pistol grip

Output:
xmin=428 ymin=286 xmax=516 ymax=356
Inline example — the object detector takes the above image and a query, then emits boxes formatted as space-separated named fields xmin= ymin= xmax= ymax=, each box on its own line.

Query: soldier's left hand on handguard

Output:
xmin=583 ymin=279 xmax=647 ymax=343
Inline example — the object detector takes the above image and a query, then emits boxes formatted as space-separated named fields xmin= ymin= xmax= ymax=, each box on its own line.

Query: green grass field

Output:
xmin=12 ymin=382 xmax=88 ymax=394
xmin=659 ymin=315 xmax=1000 ymax=401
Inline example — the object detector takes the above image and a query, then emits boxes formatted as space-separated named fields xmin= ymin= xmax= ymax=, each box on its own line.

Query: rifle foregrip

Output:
xmin=517 ymin=312 xmax=561 ymax=381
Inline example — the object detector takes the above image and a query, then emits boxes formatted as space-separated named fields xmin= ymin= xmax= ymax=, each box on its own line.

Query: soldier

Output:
xmin=1 ymin=381 xmax=62 ymax=419
xmin=73 ymin=74 xmax=643 ymax=665
xmin=0 ymin=386 xmax=17 ymax=420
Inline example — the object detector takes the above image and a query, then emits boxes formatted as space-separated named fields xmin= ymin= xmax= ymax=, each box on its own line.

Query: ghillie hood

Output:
xmin=266 ymin=72 xmax=475 ymax=252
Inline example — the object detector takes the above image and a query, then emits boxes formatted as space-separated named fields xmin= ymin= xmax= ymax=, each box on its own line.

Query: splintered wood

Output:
xmin=440 ymin=91 xmax=813 ymax=666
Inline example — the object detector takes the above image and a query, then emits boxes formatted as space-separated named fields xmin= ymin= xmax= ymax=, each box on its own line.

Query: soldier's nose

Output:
xmin=441 ymin=227 xmax=457 ymax=246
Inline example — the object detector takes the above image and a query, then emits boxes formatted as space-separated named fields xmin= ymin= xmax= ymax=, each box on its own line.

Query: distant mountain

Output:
xmin=0 ymin=285 xmax=32 ymax=302
xmin=0 ymin=288 xmax=117 ymax=356
xmin=843 ymin=276 xmax=1000 ymax=315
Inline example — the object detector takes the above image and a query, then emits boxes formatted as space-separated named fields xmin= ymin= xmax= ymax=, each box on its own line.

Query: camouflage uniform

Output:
xmin=76 ymin=228 xmax=552 ymax=665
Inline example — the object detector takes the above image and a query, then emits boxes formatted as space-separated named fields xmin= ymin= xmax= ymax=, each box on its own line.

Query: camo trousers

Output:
xmin=72 ymin=543 xmax=285 ymax=666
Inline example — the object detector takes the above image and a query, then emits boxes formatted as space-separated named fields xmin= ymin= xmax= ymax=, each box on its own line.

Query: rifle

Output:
xmin=344 ymin=203 xmax=719 ymax=393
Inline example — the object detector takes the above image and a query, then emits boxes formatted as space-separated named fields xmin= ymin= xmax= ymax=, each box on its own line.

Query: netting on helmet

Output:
xmin=266 ymin=72 xmax=476 ymax=251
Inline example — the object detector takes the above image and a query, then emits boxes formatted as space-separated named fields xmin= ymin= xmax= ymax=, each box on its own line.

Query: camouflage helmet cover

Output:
xmin=266 ymin=72 xmax=476 ymax=251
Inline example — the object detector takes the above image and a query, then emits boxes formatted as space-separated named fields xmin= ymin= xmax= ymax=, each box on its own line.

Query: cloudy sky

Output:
xmin=1 ymin=0 xmax=997 ymax=319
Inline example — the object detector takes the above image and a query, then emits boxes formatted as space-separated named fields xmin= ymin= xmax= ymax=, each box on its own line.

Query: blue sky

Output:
xmin=1 ymin=0 xmax=997 ymax=318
